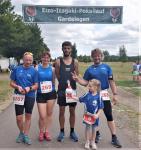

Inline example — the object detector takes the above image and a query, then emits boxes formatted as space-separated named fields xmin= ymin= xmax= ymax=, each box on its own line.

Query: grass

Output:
xmin=79 ymin=62 xmax=141 ymax=96
xmin=0 ymin=74 xmax=12 ymax=102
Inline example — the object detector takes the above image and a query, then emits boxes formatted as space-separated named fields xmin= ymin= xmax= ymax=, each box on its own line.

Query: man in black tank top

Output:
xmin=55 ymin=41 xmax=79 ymax=142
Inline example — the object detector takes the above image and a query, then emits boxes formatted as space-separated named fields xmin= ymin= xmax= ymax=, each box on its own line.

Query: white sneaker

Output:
xmin=91 ymin=141 xmax=97 ymax=150
xmin=85 ymin=141 xmax=90 ymax=149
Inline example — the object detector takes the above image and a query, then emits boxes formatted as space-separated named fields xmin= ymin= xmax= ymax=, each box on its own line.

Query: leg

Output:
xmin=84 ymin=125 xmax=90 ymax=149
xmin=15 ymin=105 xmax=24 ymax=132
xmin=103 ymin=101 xmax=122 ymax=148
xmin=103 ymin=101 xmax=116 ymax=135
xmin=59 ymin=106 xmax=65 ymax=130
xmin=69 ymin=105 xmax=78 ymax=142
xmin=24 ymin=113 xmax=32 ymax=135
xmin=57 ymin=106 xmax=65 ymax=142
xmin=69 ymin=106 xmax=76 ymax=129
xmin=23 ymin=97 xmax=35 ymax=145
xmin=44 ymin=99 xmax=56 ymax=141
xmin=16 ymin=115 xmax=24 ymax=132
xmin=91 ymin=126 xmax=97 ymax=150
xmin=37 ymin=103 xmax=47 ymax=133
xmin=45 ymin=99 xmax=56 ymax=132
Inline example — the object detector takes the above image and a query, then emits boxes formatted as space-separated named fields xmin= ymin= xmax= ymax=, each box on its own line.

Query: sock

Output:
xmin=112 ymin=134 xmax=116 ymax=138
xmin=61 ymin=128 xmax=64 ymax=133
xmin=70 ymin=128 xmax=74 ymax=133
xmin=96 ymin=131 xmax=100 ymax=135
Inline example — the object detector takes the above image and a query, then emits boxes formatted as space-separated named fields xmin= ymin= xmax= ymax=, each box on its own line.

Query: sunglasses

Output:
xmin=24 ymin=52 xmax=33 ymax=56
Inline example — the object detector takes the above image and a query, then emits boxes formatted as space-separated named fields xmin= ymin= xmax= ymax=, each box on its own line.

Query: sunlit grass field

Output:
xmin=79 ymin=62 xmax=141 ymax=96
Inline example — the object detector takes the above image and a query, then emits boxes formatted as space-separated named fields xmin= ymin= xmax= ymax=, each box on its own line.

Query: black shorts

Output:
xmin=36 ymin=91 xmax=57 ymax=103
xmin=103 ymin=100 xmax=113 ymax=121
xmin=15 ymin=96 xmax=35 ymax=116
xmin=57 ymin=90 xmax=77 ymax=107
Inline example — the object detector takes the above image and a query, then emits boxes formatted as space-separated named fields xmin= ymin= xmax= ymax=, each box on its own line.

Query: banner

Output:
xmin=22 ymin=5 xmax=123 ymax=24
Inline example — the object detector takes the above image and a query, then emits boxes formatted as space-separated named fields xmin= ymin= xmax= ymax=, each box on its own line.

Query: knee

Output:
xmin=16 ymin=115 xmax=23 ymax=122
xmin=25 ymin=114 xmax=32 ymax=121
xmin=47 ymin=110 xmax=53 ymax=117
xmin=70 ymin=110 xmax=75 ymax=117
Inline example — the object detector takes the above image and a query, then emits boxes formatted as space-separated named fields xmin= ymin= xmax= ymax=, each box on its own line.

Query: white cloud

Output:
xmin=11 ymin=0 xmax=140 ymax=58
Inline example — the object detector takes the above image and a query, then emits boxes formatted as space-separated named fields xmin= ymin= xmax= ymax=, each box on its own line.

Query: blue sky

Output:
xmin=11 ymin=0 xmax=140 ymax=58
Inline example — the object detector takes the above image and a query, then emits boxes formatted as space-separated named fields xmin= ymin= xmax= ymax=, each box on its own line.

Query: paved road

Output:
xmin=0 ymin=85 xmax=139 ymax=150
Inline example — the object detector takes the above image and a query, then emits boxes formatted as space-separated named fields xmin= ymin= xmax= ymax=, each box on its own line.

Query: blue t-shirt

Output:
xmin=37 ymin=64 xmax=55 ymax=93
xmin=79 ymin=92 xmax=104 ymax=114
xmin=10 ymin=65 xmax=38 ymax=98
xmin=79 ymin=92 xmax=104 ymax=126
xmin=83 ymin=63 xmax=113 ymax=90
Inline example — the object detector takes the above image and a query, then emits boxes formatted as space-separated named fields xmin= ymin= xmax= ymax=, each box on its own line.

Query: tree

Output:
xmin=0 ymin=0 xmax=48 ymax=62
xmin=119 ymin=45 xmax=128 ymax=62
xmin=71 ymin=43 xmax=77 ymax=59
xmin=103 ymin=50 xmax=110 ymax=62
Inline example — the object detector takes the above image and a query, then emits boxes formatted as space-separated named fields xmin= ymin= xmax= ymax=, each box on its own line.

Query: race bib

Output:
xmin=83 ymin=113 xmax=96 ymax=125
xmin=13 ymin=94 xmax=25 ymax=105
xmin=100 ymin=89 xmax=110 ymax=101
xmin=40 ymin=81 xmax=52 ymax=93
xmin=66 ymin=88 xmax=77 ymax=103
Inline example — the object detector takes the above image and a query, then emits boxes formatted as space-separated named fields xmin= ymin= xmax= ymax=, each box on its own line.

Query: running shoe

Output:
xmin=44 ymin=131 xmax=52 ymax=141
xmin=57 ymin=131 xmax=65 ymax=142
xmin=16 ymin=132 xmax=24 ymax=143
xmin=23 ymin=135 xmax=32 ymax=145
xmin=38 ymin=131 xmax=44 ymax=141
xmin=85 ymin=140 xmax=90 ymax=149
xmin=70 ymin=131 xmax=78 ymax=142
xmin=111 ymin=136 xmax=122 ymax=148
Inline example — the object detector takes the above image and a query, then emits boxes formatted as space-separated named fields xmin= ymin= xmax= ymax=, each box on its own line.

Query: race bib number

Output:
xmin=66 ymin=89 xmax=77 ymax=103
xmin=13 ymin=94 xmax=25 ymax=105
xmin=40 ymin=81 xmax=52 ymax=93
xmin=83 ymin=113 xmax=96 ymax=125
xmin=100 ymin=89 xmax=110 ymax=101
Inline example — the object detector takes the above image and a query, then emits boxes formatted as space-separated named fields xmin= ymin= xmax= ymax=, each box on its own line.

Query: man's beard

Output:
xmin=63 ymin=51 xmax=71 ymax=57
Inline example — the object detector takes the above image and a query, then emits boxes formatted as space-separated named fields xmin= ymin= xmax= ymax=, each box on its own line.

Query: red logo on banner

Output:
xmin=25 ymin=6 xmax=36 ymax=17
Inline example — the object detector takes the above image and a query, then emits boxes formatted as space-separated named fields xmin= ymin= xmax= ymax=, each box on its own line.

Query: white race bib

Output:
xmin=100 ymin=89 xmax=110 ymax=101
xmin=66 ymin=88 xmax=77 ymax=103
xmin=13 ymin=94 xmax=25 ymax=105
xmin=40 ymin=81 xmax=52 ymax=93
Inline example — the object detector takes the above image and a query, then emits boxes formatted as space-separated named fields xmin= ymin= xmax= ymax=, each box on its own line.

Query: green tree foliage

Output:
xmin=77 ymin=55 xmax=91 ymax=62
xmin=119 ymin=45 xmax=128 ymax=62
xmin=0 ymin=0 xmax=48 ymax=62
xmin=103 ymin=50 xmax=110 ymax=62
xmin=71 ymin=43 xmax=77 ymax=59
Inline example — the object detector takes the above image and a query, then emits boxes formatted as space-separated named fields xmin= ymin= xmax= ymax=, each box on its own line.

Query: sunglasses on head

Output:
xmin=24 ymin=52 xmax=33 ymax=56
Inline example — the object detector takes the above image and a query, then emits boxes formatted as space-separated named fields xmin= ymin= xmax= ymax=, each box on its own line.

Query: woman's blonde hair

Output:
xmin=89 ymin=79 xmax=101 ymax=92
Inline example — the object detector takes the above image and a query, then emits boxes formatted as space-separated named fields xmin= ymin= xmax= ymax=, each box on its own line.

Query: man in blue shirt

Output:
xmin=72 ymin=48 xmax=122 ymax=148
xmin=10 ymin=52 xmax=38 ymax=145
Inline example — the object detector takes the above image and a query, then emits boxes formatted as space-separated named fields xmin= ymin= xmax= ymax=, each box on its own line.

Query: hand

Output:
xmin=112 ymin=95 xmax=118 ymax=105
xmin=94 ymin=114 xmax=99 ymax=119
xmin=17 ymin=86 xmax=26 ymax=94
xmin=71 ymin=71 xmax=79 ymax=81
xmin=24 ymin=87 xmax=30 ymax=93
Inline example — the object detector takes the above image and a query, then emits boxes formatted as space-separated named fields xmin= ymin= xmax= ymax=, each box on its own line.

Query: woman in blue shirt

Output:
xmin=36 ymin=51 xmax=57 ymax=142
xmin=10 ymin=52 xmax=38 ymax=145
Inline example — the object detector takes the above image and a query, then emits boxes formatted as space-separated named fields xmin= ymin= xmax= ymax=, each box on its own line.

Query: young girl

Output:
xmin=79 ymin=79 xmax=104 ymax=150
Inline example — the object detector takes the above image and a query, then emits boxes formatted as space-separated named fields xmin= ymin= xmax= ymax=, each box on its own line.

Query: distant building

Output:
xmin=0 ymin=56 xmax=17 ymax=71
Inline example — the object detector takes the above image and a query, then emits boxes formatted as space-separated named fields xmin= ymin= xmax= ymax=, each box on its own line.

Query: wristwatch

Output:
xmin=30 ymin=86 xmax=32 ymax=91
